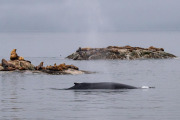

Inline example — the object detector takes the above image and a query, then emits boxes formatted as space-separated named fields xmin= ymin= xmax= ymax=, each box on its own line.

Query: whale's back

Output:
xmin=67 ymin=82 xmax=138 ymax=89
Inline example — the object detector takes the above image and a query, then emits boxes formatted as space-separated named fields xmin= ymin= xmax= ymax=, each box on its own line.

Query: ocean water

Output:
xmin=0 ymin=32 xmax=180 ymax=120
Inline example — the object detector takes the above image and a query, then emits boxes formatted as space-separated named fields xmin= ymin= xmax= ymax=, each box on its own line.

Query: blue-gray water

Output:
xmin=0 ymin=32 xmax=180 ymax=120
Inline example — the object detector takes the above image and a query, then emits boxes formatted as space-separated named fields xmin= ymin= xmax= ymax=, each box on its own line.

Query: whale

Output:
xmin=67 ymin=82 xmax=140 ymax=89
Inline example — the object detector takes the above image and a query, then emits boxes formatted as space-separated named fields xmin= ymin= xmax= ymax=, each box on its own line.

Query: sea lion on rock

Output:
xmin=36 ymin=62 xmax=44 ymax=70
xmin=2 ymin=59 xmax=9 ymax=68
xmin=1 ymin=59 xmax=16 ymax=71
xmin=10 ymin=49 xmax=18 ymax=60
xmin=2 ymin=59 xmax=15 ymax=68
xmin=58 ymin=63 xmax=68 ymax=70
xmin=81 ymin=48 xmax=93 ymax=51
xmin=67 ymin=64 xmax=79 ymax=70
xmin=76 ymin=47 xmax=82 ymax=52
xmin=18 ymin=56 xmax=24 ymax=61
xmin=10 ymin=49 xmax=25 ymax=61
xmin=44 ymin=63 xmax=79 ymax=71
xmin=148 ymin=46 xmax=164 ymax=51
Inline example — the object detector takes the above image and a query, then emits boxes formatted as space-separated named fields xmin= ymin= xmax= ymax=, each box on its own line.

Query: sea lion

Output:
xmin=2 ymin=59 xmax=15 ymax=68
xmin=10 ymin=49 xmax=18 ymax=60
xmin=18 ymin=56 xmax=24 ymax=61
xmin=2 ymin=59 xmax=9 ymax=68
xmin=10 ymin=49 xmax=25 ymax=61
xmin=36 ymin=62 xmax=44 ymax=70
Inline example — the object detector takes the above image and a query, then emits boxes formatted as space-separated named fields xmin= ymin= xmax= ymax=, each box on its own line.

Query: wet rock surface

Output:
xmin=0 ymin=49 xmax=90 ymax=75
xmin=67 ymin=46 xmax=176 ymax=60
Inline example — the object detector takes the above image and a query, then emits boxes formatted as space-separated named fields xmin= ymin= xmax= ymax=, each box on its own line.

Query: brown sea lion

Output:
xmin=148 ymin=46 xmax=164 ymax=51
xmin=18 ymin=56 xmax=24 ymax=61
xmin=10 ymin=49 xmax=19 ymax=60
xmin=2 ymin=59 xmax=9 ymax=68
xmin=36 ymin=62 xmax=44 ymax=70
xmin=1 ymin=59 xmax=16 ymax=71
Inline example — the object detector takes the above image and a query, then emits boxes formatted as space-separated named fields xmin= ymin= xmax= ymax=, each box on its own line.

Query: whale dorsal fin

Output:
xmin=74 ymin=82 xmax=80 ymax=85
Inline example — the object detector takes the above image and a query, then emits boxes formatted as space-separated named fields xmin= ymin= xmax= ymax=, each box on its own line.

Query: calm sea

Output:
xmin=0 ymin=31 xmax=180 ymax=120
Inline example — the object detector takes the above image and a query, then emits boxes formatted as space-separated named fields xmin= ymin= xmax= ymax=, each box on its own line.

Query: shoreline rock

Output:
xmin=67 ymin=46 xmax=176 ymax=60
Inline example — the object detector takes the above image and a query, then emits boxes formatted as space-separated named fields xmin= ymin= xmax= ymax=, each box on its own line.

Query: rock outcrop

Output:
xmin=1 ymin=58 xmax=35 ymax=71
xmin=67 ymin=46 xmax=176 ymax=60
xmin=0 ymin=49 xmax=90 ymax=75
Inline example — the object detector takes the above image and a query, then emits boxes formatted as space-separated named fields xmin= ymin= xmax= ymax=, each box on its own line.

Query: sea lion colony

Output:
xmin=0 ymin=49 xmax=81 ymax=75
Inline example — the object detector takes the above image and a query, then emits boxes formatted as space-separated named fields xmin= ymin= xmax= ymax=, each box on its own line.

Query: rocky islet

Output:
xmin=67 ymin=46 xmax=176 ymax=60
xmin=0 ymin=46 xmax=176 ymax=74
xmin=0 ymin=49 xmax=89 ymax=75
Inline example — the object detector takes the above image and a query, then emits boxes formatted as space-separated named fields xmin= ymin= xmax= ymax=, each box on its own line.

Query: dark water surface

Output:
xmin=0 ymin=32 xmax=180 ymax=120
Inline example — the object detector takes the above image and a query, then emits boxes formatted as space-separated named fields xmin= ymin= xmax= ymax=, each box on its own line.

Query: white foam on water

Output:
xmin=141 ymin=86 xmax=150 ymax=89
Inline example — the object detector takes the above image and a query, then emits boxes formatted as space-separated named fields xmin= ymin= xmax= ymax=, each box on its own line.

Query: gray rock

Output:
xmin=67 ymin=46 xmax=176 ymax=60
